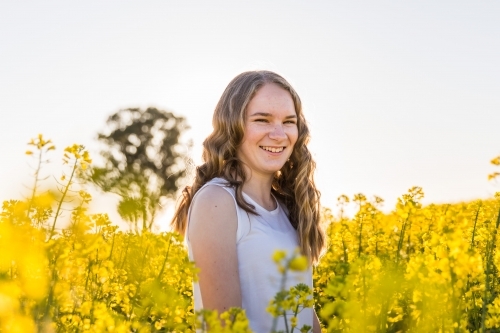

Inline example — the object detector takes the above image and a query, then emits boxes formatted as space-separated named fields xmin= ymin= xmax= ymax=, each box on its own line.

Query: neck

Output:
xmin=240 ymin=168 xmax=276 ymax=211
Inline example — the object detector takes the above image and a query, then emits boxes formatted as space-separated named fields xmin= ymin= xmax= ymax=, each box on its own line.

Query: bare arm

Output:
xmin=188 ymin=185 xmax=242 ymax=314
xmin=313 ymin=309 xmax=322 ymax=333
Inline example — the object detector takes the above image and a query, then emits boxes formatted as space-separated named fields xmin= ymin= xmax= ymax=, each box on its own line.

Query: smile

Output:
xmin=260 ymin=146 xmax=285 ymax=153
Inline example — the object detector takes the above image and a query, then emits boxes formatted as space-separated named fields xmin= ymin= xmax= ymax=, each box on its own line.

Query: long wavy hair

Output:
xmin=171 ymin=70 xmax=325 ymax=263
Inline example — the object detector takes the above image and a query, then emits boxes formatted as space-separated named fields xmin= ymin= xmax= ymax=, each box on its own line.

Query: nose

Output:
xmin=269 ymin=124 xmax=287 ymax=140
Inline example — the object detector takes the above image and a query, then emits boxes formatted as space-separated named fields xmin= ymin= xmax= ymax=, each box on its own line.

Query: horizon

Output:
xmin=1 ymin=1 xmax=499 ymax=230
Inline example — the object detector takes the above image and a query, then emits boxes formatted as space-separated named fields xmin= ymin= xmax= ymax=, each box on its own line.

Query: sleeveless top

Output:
xmin=186 ymin=178 xmax=313 ymax=333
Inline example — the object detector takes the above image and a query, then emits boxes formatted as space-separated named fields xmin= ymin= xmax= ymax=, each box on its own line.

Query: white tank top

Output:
xmin=186 ymin=177 xmax=313 ymax=333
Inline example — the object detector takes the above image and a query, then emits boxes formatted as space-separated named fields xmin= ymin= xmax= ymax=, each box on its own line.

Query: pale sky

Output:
xmin=1 ymin=1 xmax=499 ymax=230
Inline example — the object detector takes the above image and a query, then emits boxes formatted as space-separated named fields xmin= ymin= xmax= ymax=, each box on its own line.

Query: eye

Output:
xmin=255 ymin=118 xmax=268 ymax=123
xmin=284 ymin=120 xmax=297 ymax=125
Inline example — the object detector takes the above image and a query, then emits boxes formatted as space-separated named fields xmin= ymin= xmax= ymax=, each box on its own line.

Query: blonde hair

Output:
xmin=171 ymin=70 xmax=325 ymax=263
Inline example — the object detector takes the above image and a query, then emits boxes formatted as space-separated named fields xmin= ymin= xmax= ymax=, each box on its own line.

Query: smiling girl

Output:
xmin=171 ymin=71 xmax=324 ymax=332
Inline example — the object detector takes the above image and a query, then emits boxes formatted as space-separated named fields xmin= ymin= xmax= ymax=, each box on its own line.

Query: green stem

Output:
xmin=481 ymin=241 xmax=490 ymax=333
xmin=396 ymin=213 xmax=411 ymax=266
xmin=156 ymin=236 xmax=172 ymax=281
xmin=129 ymin=243 xmax=150 ymax=319
xmin=358 ymin=216 xmax=364 ymax=257
xmin=84 ymin=256 xmax=93 ymax=294
xmin=448 ymin=257 xmax=460 ymax=333
xmin=341 ymin=226 xmax=349 ymax=263
xmin=43 ymin=249 xmax=60 ymax=320
xmin=27 ymin=148 xmax=43 ymax=217
xmin=482 ymin=206 xmax=500 ymax=332
xmin=271 ymin=267 xmax=289 ymax=333
xmin=108 ymin=232 xmax=116 ymax=260
xmin=377 ymin=300 xmax=389 ymax=333
xmin=119 ymin=236 xmax=130 ymax=269
xmin=406 ymin=218 xmax=413 ymax=259
xmin=48 ymin=159 xmax=78 ymax=241
xmin=290 ymin=304 xmax=300 ymax=333
xmin=470 ymin=202 xmax=482 ymax=249
xmin=362 ymin=259 xmax=367 ymax=332
xmin=283 ymin=311 xmax=289 ymax=333
xmin=466 ymin=202 xmax=483 ymax=323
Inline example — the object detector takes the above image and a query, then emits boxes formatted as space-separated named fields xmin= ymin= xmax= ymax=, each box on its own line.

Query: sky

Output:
xmin=1 ymin=1 xmax=499 ymax=230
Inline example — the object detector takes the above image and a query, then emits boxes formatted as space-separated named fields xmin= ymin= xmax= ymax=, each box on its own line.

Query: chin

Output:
xmin=264 ymin=165 xmax=287 ymax=174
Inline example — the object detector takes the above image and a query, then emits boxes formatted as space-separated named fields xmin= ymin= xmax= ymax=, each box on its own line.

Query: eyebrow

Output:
xmin=249 ymin=112 xmax=297 ymax=119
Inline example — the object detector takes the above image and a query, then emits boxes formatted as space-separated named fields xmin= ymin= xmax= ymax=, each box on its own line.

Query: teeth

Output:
xmin=261 ymin=146 xmax=284 ymax=153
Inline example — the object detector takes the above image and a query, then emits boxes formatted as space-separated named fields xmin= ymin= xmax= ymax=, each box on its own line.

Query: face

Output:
xmin=237 ymin=83 xmax=299 ymax=179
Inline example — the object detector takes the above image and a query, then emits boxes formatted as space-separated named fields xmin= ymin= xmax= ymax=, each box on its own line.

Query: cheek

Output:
xmin=289 ymin=128 xmax=299 ymax=146
xmin=243 ymin=125 xmax=265 ymax=142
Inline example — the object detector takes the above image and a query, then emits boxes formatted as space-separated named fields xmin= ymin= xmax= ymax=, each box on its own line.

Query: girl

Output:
xmin=171 ymin=71 xmax=324 ymax=332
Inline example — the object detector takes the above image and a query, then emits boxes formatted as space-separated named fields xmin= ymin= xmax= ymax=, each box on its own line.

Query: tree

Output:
xmin=91 ymin=107 xmax=190 ymax=232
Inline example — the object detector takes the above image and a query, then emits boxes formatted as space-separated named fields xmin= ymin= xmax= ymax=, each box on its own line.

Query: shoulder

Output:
xmin=188 ymin=184 xmax=238 ymax=239
xmin=192 ymin=184 xmax=235 ymax=210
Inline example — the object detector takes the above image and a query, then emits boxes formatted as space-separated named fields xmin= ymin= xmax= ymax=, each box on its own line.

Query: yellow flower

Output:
xmin=272 ymin=250 xmax=287 ymax=263
xmin=289 ymin=255 xmax=308 ymax=271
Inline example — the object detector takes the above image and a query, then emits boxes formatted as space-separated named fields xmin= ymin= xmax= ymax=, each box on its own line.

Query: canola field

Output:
xmin=1 ymin=136 xmax=500 ymax=333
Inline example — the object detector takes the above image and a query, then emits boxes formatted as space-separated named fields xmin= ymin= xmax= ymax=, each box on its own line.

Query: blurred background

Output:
xmin=1 ymin=0 xmax=499 ymax=230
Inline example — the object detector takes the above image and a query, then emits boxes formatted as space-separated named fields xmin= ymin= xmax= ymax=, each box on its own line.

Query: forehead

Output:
xmin=246 ymin=83 xmax=296 ymax=116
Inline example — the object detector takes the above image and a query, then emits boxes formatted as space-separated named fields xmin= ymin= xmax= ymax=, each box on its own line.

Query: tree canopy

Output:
xmin=91 ymin=107 xmax=190 ymax=231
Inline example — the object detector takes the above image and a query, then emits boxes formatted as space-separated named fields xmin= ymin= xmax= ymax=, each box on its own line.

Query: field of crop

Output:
xmin=2 ymin=136 xmax=500 ymax=333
